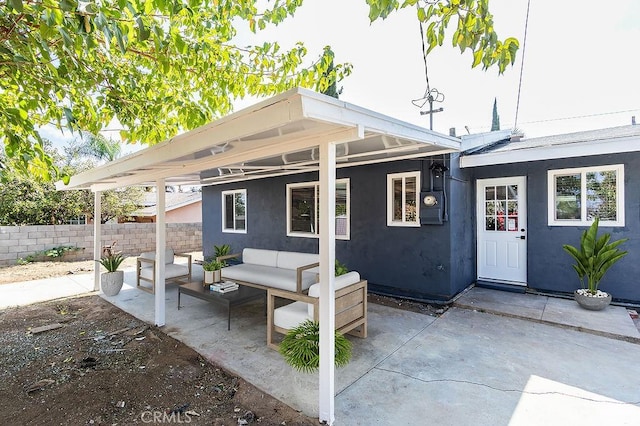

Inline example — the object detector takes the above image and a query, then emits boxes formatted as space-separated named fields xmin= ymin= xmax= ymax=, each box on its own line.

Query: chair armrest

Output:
xmin=137 ymin=258 xmax=155 ymax=268
xmin=296 ymin=262 xmax=320 ymax=293
xmin=217 ymin=252 xmax=241 ymax=263
xmin=174 ymin=253 xmax=192 ymax=275
xmin=268 ymin=287 xmax=317 ymax=304
xmin=174 ymin=253 xmax=192 ymax=261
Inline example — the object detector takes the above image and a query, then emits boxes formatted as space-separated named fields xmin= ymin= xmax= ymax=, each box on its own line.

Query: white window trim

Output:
xmin=547 ymin=164 xmax=624 ymax=227
xmin=221 ymin=189 xmax=247 ymax=234
xmin=286 ymin=179 xmax=350 ymax=240
xmin=387 ymin=171 xmax=421 ymax=227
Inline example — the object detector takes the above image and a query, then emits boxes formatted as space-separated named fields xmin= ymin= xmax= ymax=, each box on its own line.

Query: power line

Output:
xmin=520 ymin=108 xmax=640 ymax=125
xmin=513 ymin=0 xmax=532 ymax=129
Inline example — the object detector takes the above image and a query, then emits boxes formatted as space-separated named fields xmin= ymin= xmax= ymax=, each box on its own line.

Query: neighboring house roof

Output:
xmin=133 ymin=192 xmax=202 ymax=217
xmin=460 ymin=125 xmax=640 ymax=168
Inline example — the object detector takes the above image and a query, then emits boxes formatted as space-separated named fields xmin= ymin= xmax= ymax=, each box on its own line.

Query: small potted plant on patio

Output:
xmin=562 ymin=217 xmax=628 ymax=310
xmin=99 ymin=243 xmax=125 ymax=297
xmin=203 ymin=259 xmax=224 ymax=284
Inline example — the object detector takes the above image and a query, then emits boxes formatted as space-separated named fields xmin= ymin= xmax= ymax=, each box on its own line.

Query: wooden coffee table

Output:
xmin=177 ymin=282 xmax=265 ymax=330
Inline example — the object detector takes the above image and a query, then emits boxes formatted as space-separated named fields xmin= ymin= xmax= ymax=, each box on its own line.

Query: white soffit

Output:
xmin=57 ymin=88 xmax=460 ymax=191
xmin=460 ymin=125 xmax=640 ymax=168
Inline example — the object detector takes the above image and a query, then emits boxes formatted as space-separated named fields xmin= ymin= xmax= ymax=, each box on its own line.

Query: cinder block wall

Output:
xmin=0 ymin=223 xmax=202 ymax=266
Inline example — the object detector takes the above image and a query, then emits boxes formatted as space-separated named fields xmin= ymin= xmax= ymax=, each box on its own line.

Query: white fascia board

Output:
xmin=459 ymin=135 xmax=640 ymax=168
xmin=460 ymin=130 xmax=512 ymax=151
xmin=299 ymin=92 xmax=461 ymax=151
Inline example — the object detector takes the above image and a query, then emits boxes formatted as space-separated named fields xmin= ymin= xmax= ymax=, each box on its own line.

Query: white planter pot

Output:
xmin=101 ymin=271 xmax=124 ymax=296
xmin=204 ymin=270 xmax=214 ymax=284
xmin=214 ymin=270 xmax=222 ymax=283
xmin=574 ymin=289 xmax=612 ymax=311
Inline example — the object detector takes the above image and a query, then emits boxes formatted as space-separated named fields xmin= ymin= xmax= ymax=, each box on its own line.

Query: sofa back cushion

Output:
xmin=276 ymin=251 xmax=319 ymax=270
xmin=139 ymin=249 xmax=175 ymax=264
xmin=242 ymin=248 xmax=278 ymax=267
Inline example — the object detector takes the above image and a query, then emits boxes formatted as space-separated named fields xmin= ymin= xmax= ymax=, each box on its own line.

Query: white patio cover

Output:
xmin=56 ymin=87 xmax=460 ymax=425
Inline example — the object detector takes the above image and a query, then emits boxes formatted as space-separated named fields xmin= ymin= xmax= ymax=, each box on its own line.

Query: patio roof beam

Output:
xmin=61 ymin=96 xmax=304 ymax=190
xmin=87 ymin=126 xmax=362 ymax=192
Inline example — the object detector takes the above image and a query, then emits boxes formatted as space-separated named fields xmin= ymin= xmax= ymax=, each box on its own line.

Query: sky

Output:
xmin=237 ymin=0 xmax=640 ymax=139
xmin=46 ymin=0 xmax=640 ymax=153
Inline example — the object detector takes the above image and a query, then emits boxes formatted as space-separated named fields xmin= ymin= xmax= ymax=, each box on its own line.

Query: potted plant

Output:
xmin=203 ymin=259 xmax=224 ymax=284
xmin=99 ymin=248 xmax=125 ymax=296
xmin=562 ymin=217 xmax=628 ymax=310
xmin=214 ymin=244 xmax=232 ymax=266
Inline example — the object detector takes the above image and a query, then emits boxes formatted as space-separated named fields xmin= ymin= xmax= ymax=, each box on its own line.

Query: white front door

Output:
xmin=476 ymin=177 xmax=527 ymax=285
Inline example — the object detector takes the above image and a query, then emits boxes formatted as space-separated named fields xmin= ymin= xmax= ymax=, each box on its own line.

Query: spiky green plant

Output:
xmin=562 ymin=218 xmax=628 ymax=295
xmin=279 ymin=320 xmax=352 ymax=373
xmin=335 ymin=259 xmax=349 ymax=276
xmin=99 ymin=252 xmax=125 ymax=272
xmin=214 ymin=244 xmax=232 ymax=266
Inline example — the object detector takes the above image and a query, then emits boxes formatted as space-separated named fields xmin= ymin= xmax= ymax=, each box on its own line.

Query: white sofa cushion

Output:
xmin=274 ymin=301 xmax=311 ymax=330
xmin=222 ymin=263 xmax=317 ymax=292
xmin=276 ymin=251 xmax=318 ymax=271
xmin=139 ymin=249 xmax=175 ymax=265
xmin=139 ymin=263 xmax=189 ymax=280
xmin=242 ymin=248 xmax=278 ymax=268
xmin=307 ymin=271 xmax=361 ymax=316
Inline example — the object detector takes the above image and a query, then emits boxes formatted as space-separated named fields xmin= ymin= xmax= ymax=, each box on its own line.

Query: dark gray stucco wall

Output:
xmin=470 ymin=152 xmax=640 ymax=303
xmin=202 ymin=156 xmax=476 ymax=302
xmin=448 ymin=153 xmax=476 ymax=296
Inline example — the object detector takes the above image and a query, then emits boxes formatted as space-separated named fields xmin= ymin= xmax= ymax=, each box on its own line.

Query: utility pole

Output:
xmin=420 ymin=94 xmax=444 ymax=130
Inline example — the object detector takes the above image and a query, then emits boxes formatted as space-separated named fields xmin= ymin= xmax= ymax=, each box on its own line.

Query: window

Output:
xmin=66 ymin=215 xmax=87 ymax=225
xmin=222 ymin=189 xmax=247 ymax=233
xmin=387 ymin=171 xmax=420 ymax=227
xmin=286 ymin=179 xmax=350 ymax=239
xmin=548 ymin=165 xmax=624 ymax=226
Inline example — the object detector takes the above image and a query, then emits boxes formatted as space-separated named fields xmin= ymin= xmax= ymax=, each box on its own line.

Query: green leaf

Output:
xmin=113 ymin=25 xmax=127 ymax=54
xmin=8 ymin=0 xmax=23 ymax=12
xmin=59 ymin=0 xmax=77 ymax=12
xmin=136 ymin=18 xmax=151 ymax=41
xmin=472 ymin=48 xmax=483 ymax=67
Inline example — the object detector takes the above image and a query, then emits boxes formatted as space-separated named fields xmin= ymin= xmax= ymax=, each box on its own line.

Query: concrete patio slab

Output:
xmin=454 ymin=286 xmax=548 ymax=320
xmin=104 ymin=278 xmax=438 ymax=417
xmin=455 ymin=287 xmax=640 ymax=343
xmin=0 ymin=273 xmax=95 ymax=310
xmin=336 ymin=308 xmax=640 ymax=425
xmin=2 ymin=274 xmax=639 ymax=425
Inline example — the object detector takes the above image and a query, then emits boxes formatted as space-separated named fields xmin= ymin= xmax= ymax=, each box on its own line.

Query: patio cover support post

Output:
xmin=93 ymin=191 xmax=101 ymax=292
xmin=318 ymin=141 xmax=336 ymax=425
xmin=154 ymin=179 xmax=166 ymax=327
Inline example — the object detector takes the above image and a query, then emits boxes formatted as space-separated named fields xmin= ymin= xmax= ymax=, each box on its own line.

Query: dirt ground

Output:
xmin=0 ymin=295 xmax=321 ymax=425
xmin=0 ymin=259 xmax=446 ymax=425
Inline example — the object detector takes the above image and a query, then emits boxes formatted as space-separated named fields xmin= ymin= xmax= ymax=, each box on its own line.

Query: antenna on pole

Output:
xmin=412 ymin=19 xmax=444 ymax=130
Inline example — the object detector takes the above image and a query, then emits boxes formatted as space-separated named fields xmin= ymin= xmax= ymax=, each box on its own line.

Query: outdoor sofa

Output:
xmin=219 ymin=248 xmax=368 ymax=348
